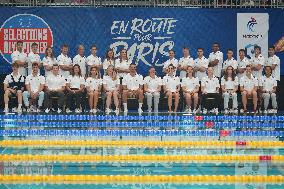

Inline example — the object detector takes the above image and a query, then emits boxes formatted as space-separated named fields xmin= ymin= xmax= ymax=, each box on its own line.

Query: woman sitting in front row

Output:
xmin=103 ymin=65 xmax=120 ymax=115
xmin=221 ymin=66 xmax=238 ymax=114
xmin=181 ymin=66 xmax=199 ymax=113
xmin=66 ymin=64 xmax=85 ymax=113
xmin=240 ymin=65 xmax=258 ymax=113
xmin=85 ymin=66 xmax=102 ymax=113
xmin=144 ymin=67 xmax=162 ymax=113
xmin=162 ymin=64 xmax=180 ymax=113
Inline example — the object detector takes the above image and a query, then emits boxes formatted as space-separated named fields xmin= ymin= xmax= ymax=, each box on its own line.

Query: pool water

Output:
xmin=0 ymin=113 xmax=284 ymax=189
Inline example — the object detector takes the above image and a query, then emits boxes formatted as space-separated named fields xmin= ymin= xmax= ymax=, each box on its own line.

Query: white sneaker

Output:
xmin=240 ymin=109 xmax=244 ymax=114
xmin=4 ymin=108 xmax=9 ymax=113
xmin=66 ymin=108 xmax=72 ymax=113
xmin=115 ymin=108 xmax=119 ymax=115
xmin=214 ymin=108 xmax=219 ymax=115
xmin=17 ymin=108 xmax=22 ymax=113
xmin=26 ymin=107 xmax=31 ymax=113
xmin=233 ymin=109 xmax=238 ymax=114
xmin=188 ymin=109 xmax=192 ymax=114
xmin=105 ymin=108 xmax=111 ymax=115
xmin=57 ymin=108 xmax=62 ymax=114
xmin=89 ymin=109 xmax=93 ymax=113
xmin=75 ymin=109 xmax=81 ymax=113
xmin=124 ymin=108 xmax=128 ymax=113
xmin=45 ymin=108 xmax=50 ymax=113
xmin=202 ymin=109 xmax=207 ymax=114
xmin=196 ymin=108 xmax=201 ymax=114
xmin=273 ymin=109 xmax=278 ymax=114
xmin=148 ymin=109 xmax=152 ymax=113
xmin=36 ymin=108 xmax=41 ymax=113
xmin=224 ymin=109 xmax=229 ymax=114
xmin=263 ymin=109 xmax=268 ymax=114
xmin=92 ymin=109 xmax=97 ymax=114
xmin=12 ymin=107 xmax=17 ymax=112
xmin=30 ymin=105 xmax=36 ymax=112
xmin=138 ymin=108 xmax=143 ymax=114
xmin=193 ymin=109 xmax=197 ymax=114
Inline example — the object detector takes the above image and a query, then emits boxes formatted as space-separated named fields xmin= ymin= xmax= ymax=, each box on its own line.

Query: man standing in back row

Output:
xmin=209 ymin=42 xmax=223 ymax=78
xmin=178 ymin=47 xmax=194 ymax=79
xmin=265 ymin=46 xmax=280 ymax=82
xmin=250 ymin=45 xmax=265 ymax=79
xmin=11 ymin=41 xmax=28 ymax=76
xmin=57 ymin=44 xmax=72 ymax=78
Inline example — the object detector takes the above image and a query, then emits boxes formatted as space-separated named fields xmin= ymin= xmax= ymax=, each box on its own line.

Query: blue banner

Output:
xmin=0 ymin=7 xmax=283 ymax=76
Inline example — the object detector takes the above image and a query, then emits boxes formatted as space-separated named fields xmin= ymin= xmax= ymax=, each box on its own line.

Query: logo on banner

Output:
xmin=244 ymin=43 xmax=258 ymax=59
xmin=247 ymin=17 xmax=257 ymax=32
xmin=0 ymin=14 xmax=53 ymax=64
xmin=243 ymin=17 xmax=262 ymax=39
xmin=237 ymin=13 xmax=268 ymax=61
xmin=110 ymin=18 xmax=178 ymax=67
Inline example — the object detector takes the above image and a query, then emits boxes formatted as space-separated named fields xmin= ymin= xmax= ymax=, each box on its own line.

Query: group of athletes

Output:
xmin=3 ymin=41 xmax=280 ymax=114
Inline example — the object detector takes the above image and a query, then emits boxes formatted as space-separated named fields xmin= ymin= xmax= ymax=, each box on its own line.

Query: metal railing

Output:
xmin=0 ymin=0 xmax=283 ymax=8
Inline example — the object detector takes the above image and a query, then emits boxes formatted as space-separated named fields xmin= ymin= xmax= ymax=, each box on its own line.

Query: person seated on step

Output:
xmin=122 ymin=63 xmax=144 ymax=114
xmin=221 ymin=66 xmax=239 ymax=114
xmin=3 ymin=62 xmax=25 ymax=113
xmin=103 ymin=65 xmax=120 ymax=115
xmin=85 ymin=66 xmax=102 ymax=114
xmin=201 ymin=66 xmax=220 ymax=114
xmin=65 ymin=64 xmax=85 ymax=114
xmin=23 ymin=62 xmax=45 ymax=113
xmin=259 ymin=66 xmax=278 ymax=114
xmin=144 ymin=67 xmax=162 ymax=113
xmin=240 ymin=65 xmax=258 ymax=114
xmin=181 ymin=66 xmax=199 ymax=114
xmin=162 ymin=64 xmax=180 ymax=113
xmin=44 ymin=64 xmax=66 ymax=113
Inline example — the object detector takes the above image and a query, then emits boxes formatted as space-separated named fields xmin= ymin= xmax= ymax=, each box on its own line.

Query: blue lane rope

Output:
xmin=0 ymin=130 xmax=283 ymax=137
xmin=0 ymin=121 xmax=283 ymax=128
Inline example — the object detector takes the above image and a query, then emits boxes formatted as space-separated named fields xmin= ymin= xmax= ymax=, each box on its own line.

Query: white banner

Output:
xmin=237 ymin=13 xmax=269 ymax=60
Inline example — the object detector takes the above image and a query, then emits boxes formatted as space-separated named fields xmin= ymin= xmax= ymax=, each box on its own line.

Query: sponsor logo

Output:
xmin=0 ymin=14 xmax=53 ymax=64
xmin=247 ymin=17 xmax=257 ymax=32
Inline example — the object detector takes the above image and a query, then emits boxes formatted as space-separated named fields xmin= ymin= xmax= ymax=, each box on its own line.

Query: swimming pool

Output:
xmin=0 ymin=113 xmax=283 ymax=189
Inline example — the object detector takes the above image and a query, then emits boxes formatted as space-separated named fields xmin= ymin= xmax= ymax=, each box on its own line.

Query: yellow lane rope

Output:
xmin=0 ymin=175 xmax=283 ymax=184
xmin=1 ymin=154 xmax=283 ymax=163
xmin=1 ymin=140 xmax=283 ymax=148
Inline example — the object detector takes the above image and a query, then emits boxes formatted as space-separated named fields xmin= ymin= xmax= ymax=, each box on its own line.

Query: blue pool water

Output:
xmin=0 ymin=113 xmax=284 ymax=189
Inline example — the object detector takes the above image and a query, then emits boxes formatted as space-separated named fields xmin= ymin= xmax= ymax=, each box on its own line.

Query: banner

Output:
xmin=237 ymin=13 xmax=269 ymax=60
xmin=0 ymin=8 xmax=283 ymax=76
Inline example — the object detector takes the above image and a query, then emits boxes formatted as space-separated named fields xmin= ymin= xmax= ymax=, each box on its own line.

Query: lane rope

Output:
xmin=0 ymin=175 xmax=283 ymax=184
xmin=1 ymin=140 xmax=284 ymax=149
xmin=1 ymin=154 xmax=283 ymax=163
